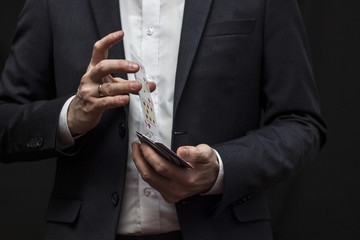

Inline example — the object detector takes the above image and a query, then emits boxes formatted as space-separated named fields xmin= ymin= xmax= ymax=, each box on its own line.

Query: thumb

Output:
xmin=177 ymin=146 xmax=189 ymax=159
xmin=177 ymin=146 xmax=197 ymax=163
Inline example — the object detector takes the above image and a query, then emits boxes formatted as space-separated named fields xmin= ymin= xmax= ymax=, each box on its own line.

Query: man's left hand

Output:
xmin=132 ymin=142 xmax=219 ymax=203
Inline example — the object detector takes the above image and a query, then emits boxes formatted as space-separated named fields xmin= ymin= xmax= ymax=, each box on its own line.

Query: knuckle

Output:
xmin=142 ymin=152 xmax=152 ymax=162
xmin=115 ymin=96 xmax=125 ymax=105
xmin=141 ymin=171 xmax=151 ymax=182
xmin=80 ymin=74 xmax=88 ymax=83
xmin=99 ymin=98 xmax=109 ymax=108
xmin=155 ymin=163 xmax=168 ymax=176
xmin=141 ymin=146 xmax=152 ymax=159
xmin=93 ymin=41 xmax=102 ymax=51
xmin=82 ymin=98 xmax=96 ymax=113
xmin=76 ymin=87 xmax=84 ymax=99
xmin=78 ymin=85 xmax=92 ymax=98
xmin=96 ymin=60 xmax=106 ymax=73
xmin=103 ymin=83 xmax=113 ymax=95
xmin=184 ymin=176 xmax=196 ymax=187
xmin=82 ymin=104 xmax=93 ymax=114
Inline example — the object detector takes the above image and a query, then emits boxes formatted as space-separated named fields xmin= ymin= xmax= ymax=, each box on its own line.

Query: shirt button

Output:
xmin=144 ymin=188 xmax=152 ymax=197
xmin=146 ymin=27 xmax=154 ymax=36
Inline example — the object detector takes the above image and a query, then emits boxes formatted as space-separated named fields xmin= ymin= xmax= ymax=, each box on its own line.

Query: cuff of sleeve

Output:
xmin=202 ymin=149 xmax=224 ymax=195
xmin=57 ymin=95 xmax=76 ymax=149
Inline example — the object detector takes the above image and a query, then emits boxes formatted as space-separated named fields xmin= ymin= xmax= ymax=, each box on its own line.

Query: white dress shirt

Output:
xmin=58 ymin=0 xmax=224 ymax=236
xmin=117 ymin=0 xmax=184 ymax=234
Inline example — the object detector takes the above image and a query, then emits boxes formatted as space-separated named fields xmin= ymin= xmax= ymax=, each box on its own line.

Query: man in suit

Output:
xmin=0 ymin=0 xmax=326 ymax=239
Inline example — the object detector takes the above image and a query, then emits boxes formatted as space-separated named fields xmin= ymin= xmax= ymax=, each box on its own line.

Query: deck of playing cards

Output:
xmin=136 ymin=131 xmax=194 ymax=168
xmin=132 ymin=53 xmax=193 ymax=168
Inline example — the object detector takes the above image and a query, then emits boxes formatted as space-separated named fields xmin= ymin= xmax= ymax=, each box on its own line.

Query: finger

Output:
xmin=91 ymin=95 xmax=130 ymax=113
xmin=133 ymin=142 xmax=185 ymax=203
xmin=148 ymin=81 xmax=156 ymax=92
xmin=89 ymin=59 xmax=139 ymax=82
xmin=90 ymin=31 xmax=124 ymax=65
xmin=139 ymin=143 xmax=185 ymax=179
xmin=95 ymin=81 xmax=142 ymax=97
xmin=177 ymin=144 xmax=214 ymax=164
xmin=177 ymin=146 xmax=195 ymax=162
xmin=111 ymin=78 xmax=156 ymax=94
xmin=132 ymin=142 xmax=167 ymax=185
xmin=112 ymin=78 xmax=156 ymax=92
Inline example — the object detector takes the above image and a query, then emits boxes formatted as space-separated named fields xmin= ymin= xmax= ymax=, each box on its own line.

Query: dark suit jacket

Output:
xmin=0 ymin=0 xmax=326 ymax=239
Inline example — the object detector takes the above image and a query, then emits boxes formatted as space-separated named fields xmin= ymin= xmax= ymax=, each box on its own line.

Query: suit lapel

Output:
xmin=173 ymin=0 xmax=213 ymax=116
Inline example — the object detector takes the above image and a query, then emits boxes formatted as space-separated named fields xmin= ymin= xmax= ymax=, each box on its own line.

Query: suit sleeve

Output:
xmin=213 ymin=0 xmax=327 ymax=211
xmin=0 ymin=0 xmax=70 ymax=162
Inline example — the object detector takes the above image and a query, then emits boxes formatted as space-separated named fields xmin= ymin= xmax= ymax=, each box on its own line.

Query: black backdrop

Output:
xmin=0 ymin=0 xmax=359 ymax=239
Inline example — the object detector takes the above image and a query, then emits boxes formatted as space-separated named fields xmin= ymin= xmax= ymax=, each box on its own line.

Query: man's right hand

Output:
xmin=67 ymin=31 xmax=155 ymax=136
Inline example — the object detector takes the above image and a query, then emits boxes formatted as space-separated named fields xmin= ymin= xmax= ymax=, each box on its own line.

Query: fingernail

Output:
xmin=129 ymin=62 xmax=139 ymax=71
xmin=114 ymin=31 xmax=122 ymax=38
xmin=179 ymin=148 xmax=188 ymax=158
xmin=130 ymin=82 xmax=140 ymax=90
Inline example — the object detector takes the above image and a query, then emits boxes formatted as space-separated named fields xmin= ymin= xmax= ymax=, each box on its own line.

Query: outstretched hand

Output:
xmin=68 ymin=31 xmax=156 ymax=136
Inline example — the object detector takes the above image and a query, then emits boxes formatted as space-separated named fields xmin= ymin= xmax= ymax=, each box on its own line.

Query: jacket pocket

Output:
xmin=203 ymin=19 xmax=256 ymax=37
xmin=46 ymin=197 xmax=82 ymax=223
xmin=232 ymin=195 xmax=271 ymax=222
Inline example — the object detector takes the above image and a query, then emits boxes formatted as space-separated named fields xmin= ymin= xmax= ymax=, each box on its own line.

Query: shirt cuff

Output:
xmin=202 ymin=149 xmax=224 ymax=195
xmin=57 ymin=95 xmax=76 ymax=149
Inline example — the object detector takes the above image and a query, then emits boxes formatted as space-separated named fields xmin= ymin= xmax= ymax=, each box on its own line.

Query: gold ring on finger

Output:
xmin=98 ymin=84 xmax=104 ymax=97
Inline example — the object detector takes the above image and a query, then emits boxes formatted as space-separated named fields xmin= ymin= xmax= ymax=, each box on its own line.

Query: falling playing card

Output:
xmin=131 ymin=53 xmax=160 ymax=140
xmin=141 ymin=97 xmax=156 ymax=126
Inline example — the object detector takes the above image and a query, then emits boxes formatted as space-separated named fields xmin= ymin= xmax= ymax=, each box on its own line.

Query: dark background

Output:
xmin=0 ymin=0 xmax=359 ymax=239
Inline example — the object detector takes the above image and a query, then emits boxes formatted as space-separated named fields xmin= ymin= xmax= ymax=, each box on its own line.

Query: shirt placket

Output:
xmin=139 ymin=0 xmax=161 ymax=233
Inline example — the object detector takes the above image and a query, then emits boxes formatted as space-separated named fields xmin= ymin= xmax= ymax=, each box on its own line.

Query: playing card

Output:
xmin=141 ymin=97 xmax=156 ymax=126
xmin=136 ymin=131 xmax=194 ymax=168
xmin=131 ymin=53 xmax=160 ymax=140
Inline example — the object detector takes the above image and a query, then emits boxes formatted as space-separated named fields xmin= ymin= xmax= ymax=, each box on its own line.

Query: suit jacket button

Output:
xmin=35 ymin=138 xmax=44 ymax=148
xmin=112 ymin=192 xmax=119 ymax=207
xmin=27 ymin=138 xmax=35 ymax=149
xmin=118 ymin=123 xmax=126 ymax=138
